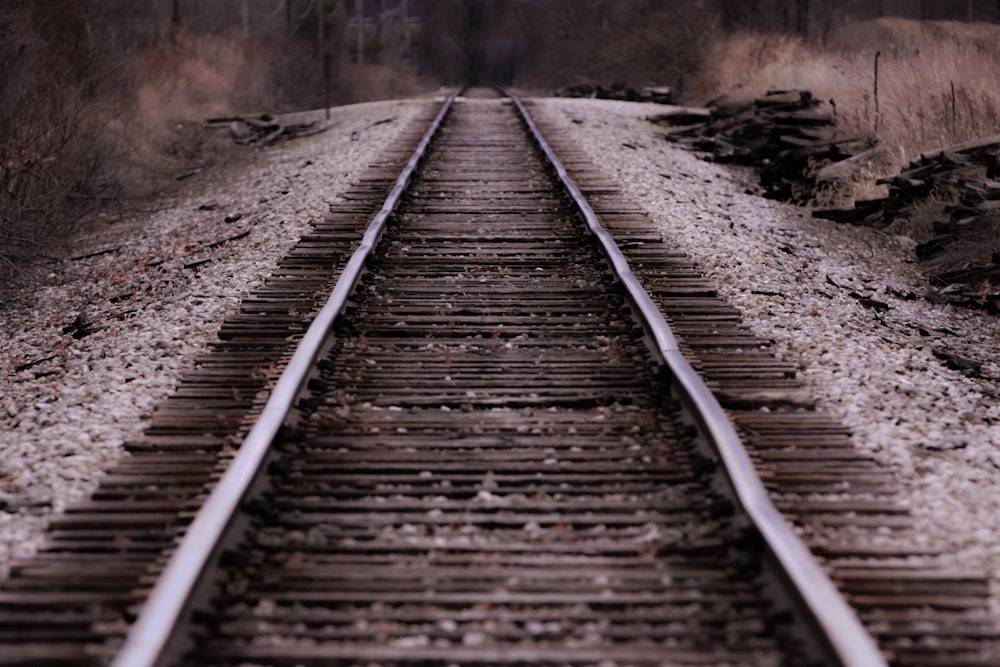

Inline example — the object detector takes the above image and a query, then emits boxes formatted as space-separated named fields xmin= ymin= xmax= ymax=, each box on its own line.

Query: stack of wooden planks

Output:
xmin=556 ymin=83 xmax=674 ymax=104
xmin=650 ymin=90 xmax=876 ymax=204
xmin=815 ymin=135 xmax=1000 ymax=312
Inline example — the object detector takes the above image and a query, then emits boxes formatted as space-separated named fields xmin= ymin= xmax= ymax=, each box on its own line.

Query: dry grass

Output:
xmin=120 ymin=29 xmax=325 ymax=195
xmin=135 ymin=29 xmax=329 ymax=122
xmin=0 ymin=16 xmax=417 ymax=281
xmin=690 ymin=18 xmax=1000 ymax=207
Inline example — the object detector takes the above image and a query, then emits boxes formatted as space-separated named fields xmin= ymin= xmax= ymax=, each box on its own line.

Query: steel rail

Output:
xmin=110 ymin=93 xmax=457 ymax=667
xmin=510 ymin=93 xmax=888 ymax=667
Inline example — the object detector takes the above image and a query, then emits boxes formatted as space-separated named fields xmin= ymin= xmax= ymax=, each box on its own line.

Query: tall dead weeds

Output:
xmin=690 ymin=18 xmax=1000 ymax=204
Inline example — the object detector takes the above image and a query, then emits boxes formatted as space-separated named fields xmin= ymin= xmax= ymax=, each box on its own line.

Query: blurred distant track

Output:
xmin=2 ymin=89 xmax=998 ymax=667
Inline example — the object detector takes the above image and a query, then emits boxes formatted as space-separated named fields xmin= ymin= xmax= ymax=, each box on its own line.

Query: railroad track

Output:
xmin=2 ymin=90 xmax=998 ymax=667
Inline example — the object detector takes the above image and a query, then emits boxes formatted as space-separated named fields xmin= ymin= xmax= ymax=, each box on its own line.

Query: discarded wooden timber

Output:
xmin=208 ymin=114 xmax=330 ymax=147
xmin=768 ymin=109 xmax=835 ymax=127
xmin=916 ymin=134 xmax=1000 ymax=162
xmin=652 ymin=89 xmax=870 ymax=204
xmin=709 ymin=96 xmax=755 ymax=118
xmin=933 ymin=260 xmax=1000 ymax=286
xmin=814 ymin=133 xmax=1000 ymax=311
xmin=925 ymin=288 xmax=1000 ymax=315
xmin=647 ymin=106 xmax=712 ymax=126
xmin=815 ymin=145 xmax=885 ymax=184
xmin=813 ymin=198 xmax=888 ymax=225
xmin=753 ymin=89 xmax=817 ymax=108
xmin=555 ymin=83 xmax=673 ymax=104
xmin=877 ymin=155 xmax=973 ymax=188
xmin=650 ymin=88 xmax=1000 ymax=313
xmin=641 ymin=86 xmax=675 ymax=104
xmin=819 ymin=134 xmax=1000 ymax=227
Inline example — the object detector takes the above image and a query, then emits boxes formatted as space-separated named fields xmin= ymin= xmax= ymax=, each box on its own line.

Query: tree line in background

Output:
xmin=3 ymin=0 xmax=1000 ymax=274
xmin=87 ymin=1 xmax=1000 ymax=73
xmin=719 ymin=0 xmax=1000 ymax=34
xmin=76 ymin=1 xmax=1000 ymax=87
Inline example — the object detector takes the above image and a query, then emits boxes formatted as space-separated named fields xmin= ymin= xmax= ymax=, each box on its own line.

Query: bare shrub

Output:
xmin=135 ymin=28 xmax=324 ymax=120
xmin=0 ymin=7 xmax=333 ymax=281
xmin=0 ymin=2 xmax=128 ymax=275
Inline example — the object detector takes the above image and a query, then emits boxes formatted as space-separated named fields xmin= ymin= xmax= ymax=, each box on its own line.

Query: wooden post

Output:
xmin=797 ymin=0 xmax=809 ymax=39
xmin=381 ymin=0 xmax=388 ymax=62
xmin=874 ymin=50 xmax=881 ymax=134
xmin=402 ymin=0 xmax=409 ymax=51
xmin=951 ymin=80 xmax=957 ymax=134
xmin=356 ymin=0 xmax=364 ymax=64
xmin=317 ymin=0 xmax=325 ymax=55
xmin=324 ymin=53 xmax=331 ymax=120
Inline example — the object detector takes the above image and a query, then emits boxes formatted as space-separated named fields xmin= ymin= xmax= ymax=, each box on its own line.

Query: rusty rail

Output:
xmin=109 ymin=90 xmax=886 ymax=667
xmin=510 ymin=93 xmax=887 ymax=667
xmin=110 ymin=93 xmax=458 ymax=667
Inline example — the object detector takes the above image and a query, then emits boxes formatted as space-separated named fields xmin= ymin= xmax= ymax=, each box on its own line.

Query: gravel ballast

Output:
xmin=0 ymin=98 xmax=433 ymax=575
xmin=3 ymin=95 xmax=1000 ymax=613
xmin=533 ymin=97 xmax=1000 ymax=601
